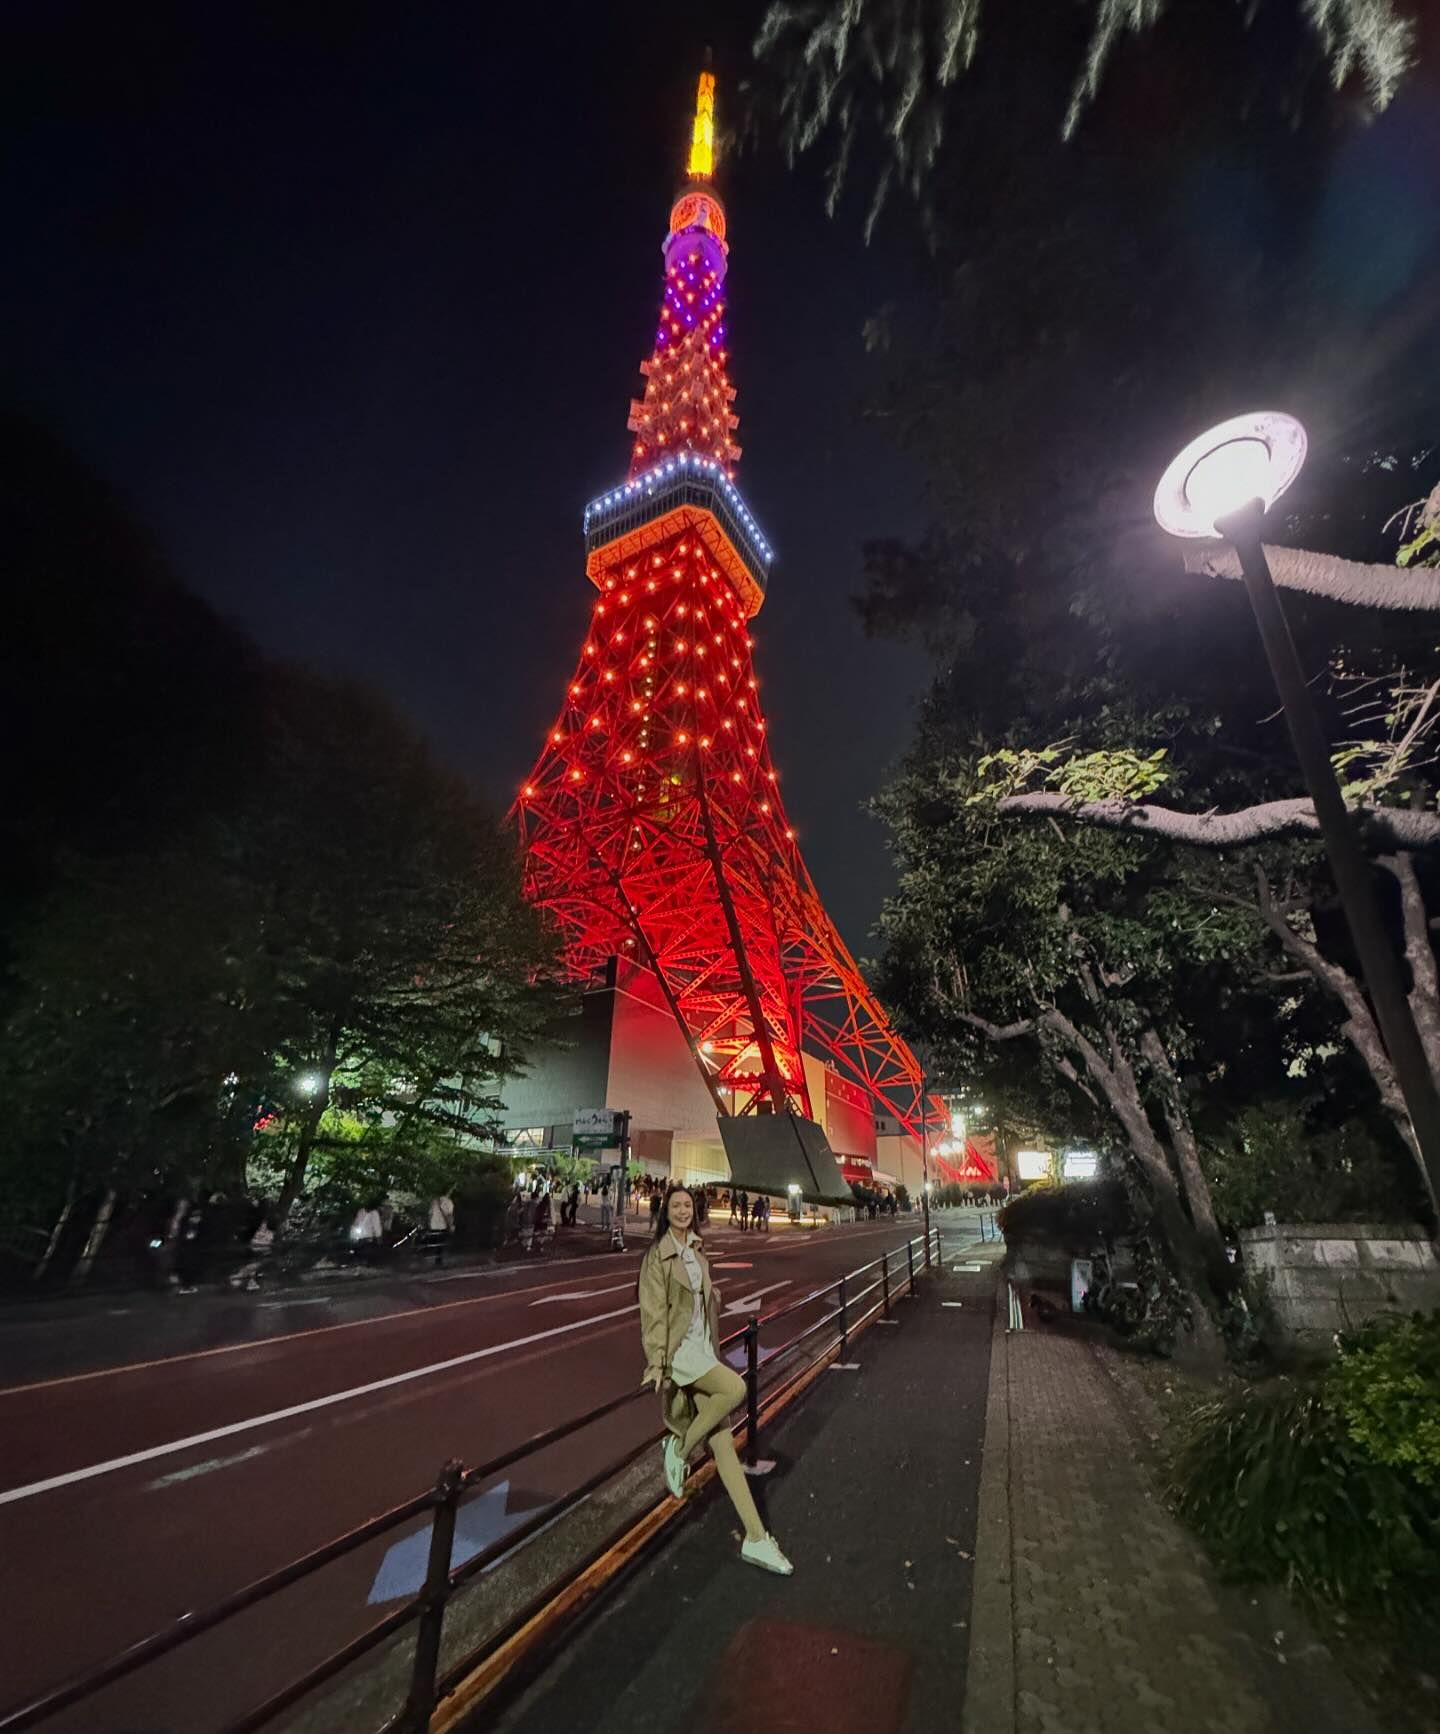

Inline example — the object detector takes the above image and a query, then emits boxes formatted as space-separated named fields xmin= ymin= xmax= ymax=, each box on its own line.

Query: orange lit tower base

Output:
xmin=514 ymin=73 xmax=940 ymax=1156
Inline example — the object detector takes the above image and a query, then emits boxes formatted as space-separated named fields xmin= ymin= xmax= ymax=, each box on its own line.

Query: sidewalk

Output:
xmin=483 ymin=1237 xmax=999 ymax=1734
xmin=966 ymin=1301 xmax=1377 ymax=1734
xmin=476 ymin=1253 xmax=1379 ymax=1734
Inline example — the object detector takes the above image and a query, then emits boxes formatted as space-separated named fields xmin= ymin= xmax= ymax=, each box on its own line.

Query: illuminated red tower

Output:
xmin=515 ymin=72 xmax=929 ymax=1149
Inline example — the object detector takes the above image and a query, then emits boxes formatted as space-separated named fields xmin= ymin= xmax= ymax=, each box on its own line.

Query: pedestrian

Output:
xmin=695 ymin=1187 xmax=708 ymax=1227
xmin=230 ymin=1208 xmax=276 ymax=1291
xmin=566 ymin=1181 xmax=581 ymax=1227
xmin=532 ymin=1190 xmax=552 ymax=1252
xmin=350 ymin=1199 xmax=384 ymax=1266
xmin=649 ymin=1187 xmax=662 ymax=1230
xmin=737 ymin=1189 xmax=750 ymax=1232
xmin=599 ymin=1176 xmax=614 ymax=1233
xmin=519 ymin=1193 xmax=537 ymax=1254
xmin=427 ymin=1191 xmax=455 ymax=1266
xmin=752 ymin=1194 xmax=767 ymax=1234
xmin=638 ymin=1185 xmax=792 ymax=1576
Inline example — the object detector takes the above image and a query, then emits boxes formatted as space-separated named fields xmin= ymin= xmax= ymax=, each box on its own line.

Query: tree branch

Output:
xmin=1185 ymin=540 xmax=1440 ymax=614
xmin=953 ymin=1010 xmax=1041 ymax=1042
xmin=1252 ymin=866 xmax=1413 ymax=1138
xmin=1051 ymin=1052 xmax=1101 ymax=1110
xmin=995 ymin=791 xmax=1440 ymax=852
xmin=1378 ymin=851 xmax=1440 ymax=1087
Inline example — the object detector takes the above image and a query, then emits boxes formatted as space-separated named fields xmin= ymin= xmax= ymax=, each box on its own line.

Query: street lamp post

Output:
xmin=1156 ymin=412 xmax=1440 ymax=1211
xmin=919 ymin=1064 xmax=932 ymax=1268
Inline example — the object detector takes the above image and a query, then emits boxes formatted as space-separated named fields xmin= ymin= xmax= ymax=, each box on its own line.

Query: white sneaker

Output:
xmin=663 ymin=1435 xmax=687 ymax=1499
xmin=740 ymin=1533 xmax=793 ymax=1576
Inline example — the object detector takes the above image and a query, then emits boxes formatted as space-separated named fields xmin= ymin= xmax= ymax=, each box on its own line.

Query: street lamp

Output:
xmin=1156 ymin=411 xmax=1440 ymax=1210
xmin=916 ymin=1064 xmax=937 ymax=1266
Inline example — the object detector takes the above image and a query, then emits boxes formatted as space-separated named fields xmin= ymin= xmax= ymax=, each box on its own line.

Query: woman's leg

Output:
xmin=677 ymin=1365 xmax=766 ymax=1542
xmin=709 ymin=1425 xmax=765 ymax=1542
xmin=677 ymin=1363 xmax=744 ymax=1461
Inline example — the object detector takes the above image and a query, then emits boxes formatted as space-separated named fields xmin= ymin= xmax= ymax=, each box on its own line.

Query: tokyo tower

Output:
xmin=514 ymin=70 xmax=928 ymax=1154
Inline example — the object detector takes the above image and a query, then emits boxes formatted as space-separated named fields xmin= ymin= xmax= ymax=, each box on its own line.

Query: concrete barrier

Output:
xmin=1238 ymin=1221 xmax=1440 ymax=1351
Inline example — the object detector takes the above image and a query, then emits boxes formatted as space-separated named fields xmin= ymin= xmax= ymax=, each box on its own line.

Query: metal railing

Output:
xmin=0 ymin=1226 xmax=944 ymax=1734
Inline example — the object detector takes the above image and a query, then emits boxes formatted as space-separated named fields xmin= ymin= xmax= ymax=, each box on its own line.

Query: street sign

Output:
xmin=573 ymin=1107 xmax=621 ymax=1149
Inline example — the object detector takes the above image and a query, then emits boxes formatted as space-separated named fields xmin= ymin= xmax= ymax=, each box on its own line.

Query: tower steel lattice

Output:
xmin=514 ymin=72 xmax=928 ymax=1137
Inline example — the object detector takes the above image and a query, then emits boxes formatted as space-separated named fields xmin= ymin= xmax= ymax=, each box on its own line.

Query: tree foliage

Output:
xmin=0 ymin=417 xmax=565 ymax=1267
xmin=753 ymin=0 xmax=1418 ymax=228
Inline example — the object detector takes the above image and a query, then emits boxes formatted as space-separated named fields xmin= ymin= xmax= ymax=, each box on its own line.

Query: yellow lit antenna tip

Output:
xmin=687 ymin=70 xmax=716 ymax=180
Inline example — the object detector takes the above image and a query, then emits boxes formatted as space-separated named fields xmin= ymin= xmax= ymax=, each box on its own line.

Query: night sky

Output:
xmin=3 ymin=2 xmax=931 ymax=953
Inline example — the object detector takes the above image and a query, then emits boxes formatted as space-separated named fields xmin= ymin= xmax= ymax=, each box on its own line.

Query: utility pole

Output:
xmin=610 ymin=1111 xmax=632 ymax=1252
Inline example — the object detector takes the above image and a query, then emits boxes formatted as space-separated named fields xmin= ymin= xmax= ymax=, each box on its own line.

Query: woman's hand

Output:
xmin=641 ymin=1368 xmax=668 ymax=1393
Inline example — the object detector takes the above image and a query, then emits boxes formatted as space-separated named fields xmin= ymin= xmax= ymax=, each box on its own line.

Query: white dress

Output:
xmin=669 ymin=1233 xmax=719 ymax=1386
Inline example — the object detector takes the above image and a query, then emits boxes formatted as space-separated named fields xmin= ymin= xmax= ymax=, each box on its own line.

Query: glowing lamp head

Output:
xmin=1154 ymin=411 xmax=1307 ymax=538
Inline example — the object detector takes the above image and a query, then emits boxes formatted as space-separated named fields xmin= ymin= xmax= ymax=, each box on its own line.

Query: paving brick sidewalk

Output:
xmin=965 ymin=1304 xmax=1379 ymax=1734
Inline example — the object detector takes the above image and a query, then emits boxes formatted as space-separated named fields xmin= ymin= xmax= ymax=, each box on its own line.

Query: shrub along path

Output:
xmin=964 ymin=1302 xmax=1379 ymax=1734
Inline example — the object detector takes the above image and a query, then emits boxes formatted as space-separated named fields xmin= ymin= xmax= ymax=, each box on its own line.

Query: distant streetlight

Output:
xmin=1155 ymin=411 xmax=1440 ymax=1210
xmin=296 ymin=1072 xmax=325 ymax=1098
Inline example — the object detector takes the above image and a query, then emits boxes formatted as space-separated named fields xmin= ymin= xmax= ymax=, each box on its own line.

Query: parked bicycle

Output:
xmin=1083 ymin=1233 xmax=1192 ymax=1358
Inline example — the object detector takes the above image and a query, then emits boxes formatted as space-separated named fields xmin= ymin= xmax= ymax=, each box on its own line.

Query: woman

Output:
xmin=638 ymin=1186 xmax=792 ymax=1576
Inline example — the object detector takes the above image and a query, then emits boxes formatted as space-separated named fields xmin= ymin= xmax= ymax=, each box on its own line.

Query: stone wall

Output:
xmin=1238 ymin=1221 xmax=1440 ymax=1351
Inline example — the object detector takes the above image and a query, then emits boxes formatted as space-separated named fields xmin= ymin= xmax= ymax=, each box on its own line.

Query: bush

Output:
xmin=1331 ymin=1312 xmax=1440 ymax=1486
xmin=997 ymin=1178 xmax=1132 ymax=1252
xmin=1202 ymin=1107 xmax=1418 ymax=1228
xmin=453 ymin=1154 xmax=515 ymax=1250
xmin=1172 ymin=1314 xmax=1440 ymax=1629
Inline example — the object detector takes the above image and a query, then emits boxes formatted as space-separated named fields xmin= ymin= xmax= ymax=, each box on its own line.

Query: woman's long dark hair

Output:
xmin=653 ymin=1184 xmax=694 ymax=1242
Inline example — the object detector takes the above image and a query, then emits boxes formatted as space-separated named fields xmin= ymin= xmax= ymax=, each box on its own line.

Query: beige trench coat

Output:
xmin=638 ymin=1230 xmax=723 ymax=1440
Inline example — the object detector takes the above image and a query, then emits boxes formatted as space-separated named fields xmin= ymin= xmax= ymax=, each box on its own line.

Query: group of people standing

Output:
xmin=720 ymin=1189 xmax=770 ymax=1231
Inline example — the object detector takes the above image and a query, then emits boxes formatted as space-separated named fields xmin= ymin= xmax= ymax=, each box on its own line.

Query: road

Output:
xmin=0 ymin=1215 xmax=971 ymax=1732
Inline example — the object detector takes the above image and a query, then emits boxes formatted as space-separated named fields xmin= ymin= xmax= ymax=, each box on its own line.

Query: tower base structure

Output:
xmin=496 ymin=959 xmax=934 ymax=1201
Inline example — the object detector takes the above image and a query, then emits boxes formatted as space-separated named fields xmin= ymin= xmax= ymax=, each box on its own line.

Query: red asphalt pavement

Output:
xmin=0 ymin=1218 xmax=938 ymax=1733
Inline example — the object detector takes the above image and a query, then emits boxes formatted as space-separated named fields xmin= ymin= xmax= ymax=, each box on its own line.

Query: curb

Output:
xmin=962 ymin=1276 xmax=1015 ymax=1734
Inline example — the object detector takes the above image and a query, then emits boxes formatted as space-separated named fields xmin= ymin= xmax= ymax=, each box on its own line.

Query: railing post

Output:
xmin=744 ymin=1318 xmax=760 ymax=1467
xmin=906 ymin=1238 xmax=915 ymax=1292
xmin=924 ymin=1221 xmax=932 ymax=1271
xmin=839 ymin=1273 xmax=849 ymax=1362
xmin=881 ymin=1251 xmax=891 ymax=1316
xmin=742 ymin=1315 xmax=777 ymax=1472
xmin=406 ymin=1460 xmax=463 ymax=1731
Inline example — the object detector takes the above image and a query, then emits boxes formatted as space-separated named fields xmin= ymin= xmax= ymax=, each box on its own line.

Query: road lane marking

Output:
xmin=146 ymin=1441 xmax=271 ymax=1488
xmin=0 ymin=1304 xmax=639 ymax=1508
xmin=528 ymin=1283 xmax=634 ymax=1306
xmin=426 ymin=1249 xmax=632 ymax=1281
xmin=0 ymin=1267 xmax=647 ymax=1396
xmin=722 ymin=1282 xmax=790 ymax=1315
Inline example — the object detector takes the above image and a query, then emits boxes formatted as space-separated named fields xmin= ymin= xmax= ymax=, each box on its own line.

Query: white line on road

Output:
xmin=722 ymin=1282 xmax=791 ymax=1315
xmin=0 ymin=1304 xmax=639 ymax=1508
xmin=528 ymin=1283 xmax=634 ymax=1306
xmin=145 ymin=1441 xmax=273 ymax=1489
